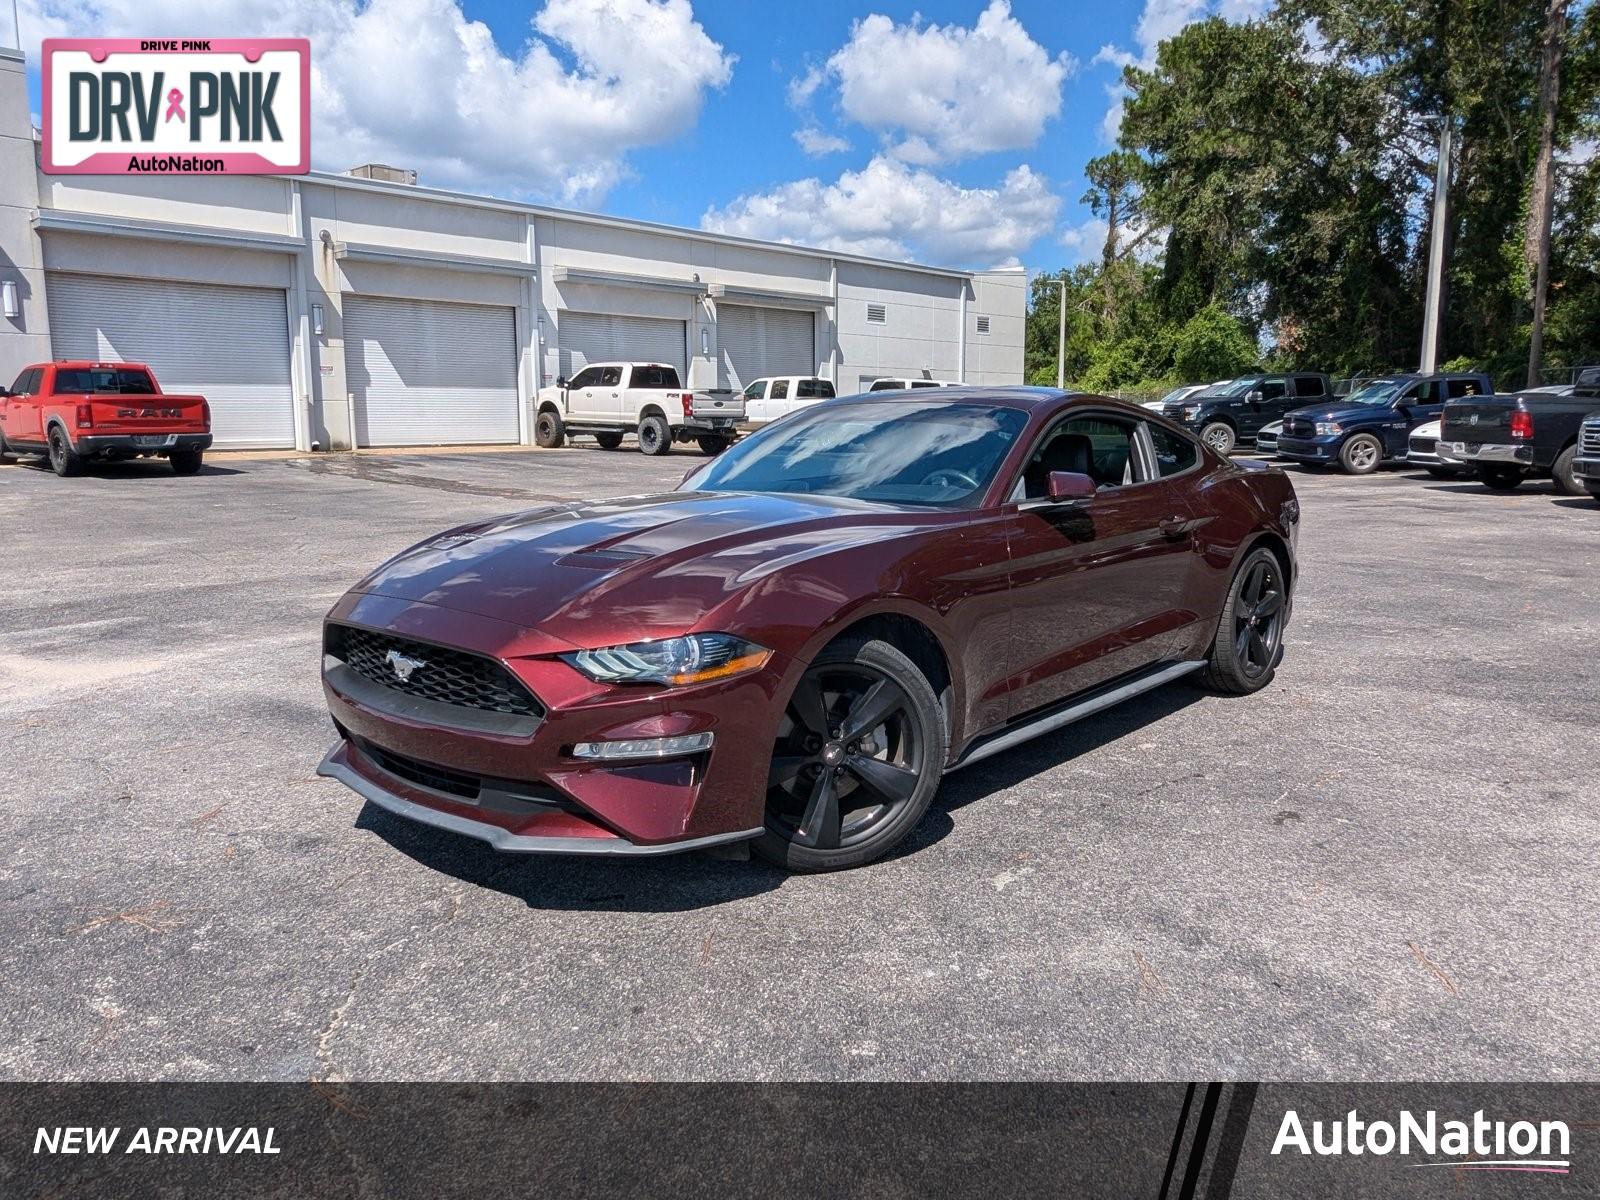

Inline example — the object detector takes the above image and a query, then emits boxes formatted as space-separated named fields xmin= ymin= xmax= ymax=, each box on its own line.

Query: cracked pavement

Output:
xmin=1 ymin=444 xmax=1597 ymax=1081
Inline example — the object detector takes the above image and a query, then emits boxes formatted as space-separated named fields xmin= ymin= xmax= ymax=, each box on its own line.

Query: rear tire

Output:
xmin=594 ymin=432 xmax=623 ymax=450
xmin=1339 ymin=432 xmax=1383 ymax=475
xmin=1477 ymin=465 xmax=1524 ymax=491
xmin=696 ymin=435 xmax=732 ymax=456
xmin=1551 ymin=445 xmax=1582 ymax=496
xmin=754 ymin=637 xmax=945 ymax=873
xmin=637 ymin=413 xmax=672 ymax=456
xmin=1199 ymin=421 xmax=1237 ymax=456
xmin=47 ymin=426 xmax=82 ymax=477
xmin=0 ymin=428 xmax=9 ymax=460
xmin=169 ymin=449 xmax=203 ymax=475
xmin=534 ymin=409 xmax=565 ymax=449
xmin=1200 ymin=546 xmax=1287 ymax=695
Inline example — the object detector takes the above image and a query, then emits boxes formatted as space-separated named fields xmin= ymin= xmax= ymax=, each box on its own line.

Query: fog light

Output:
xmin=571 ymin=732 xmax=714 ymax=761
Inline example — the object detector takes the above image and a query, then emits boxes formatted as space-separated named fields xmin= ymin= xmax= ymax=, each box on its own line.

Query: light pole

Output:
xmin=1056 ymin=276 xmax=1066 ymax=389
xmin=1419 ymin=118 xmax=1452 ymax=373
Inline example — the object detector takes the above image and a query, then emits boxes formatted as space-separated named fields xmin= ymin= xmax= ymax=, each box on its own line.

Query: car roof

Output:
xmin=42 ymin=360 xmax=151 ymax=370
xmin=843 ymin=386 xmax=1139 ymax=413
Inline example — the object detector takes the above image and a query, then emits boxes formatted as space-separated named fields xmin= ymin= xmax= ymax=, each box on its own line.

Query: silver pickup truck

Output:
xmin=533 ymin=361 xmax=744 ymax=456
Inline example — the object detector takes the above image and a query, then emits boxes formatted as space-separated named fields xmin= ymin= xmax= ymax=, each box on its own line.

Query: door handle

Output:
xmin=1159 ymin=516 xmax=1190 ymax=540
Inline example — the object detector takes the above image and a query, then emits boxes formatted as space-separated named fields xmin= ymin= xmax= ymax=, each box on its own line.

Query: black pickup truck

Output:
xmin=1162 ymin=372 xmax=1334 ymax=456
xmin=1439 ymin=367 xmax=1600 ymax=494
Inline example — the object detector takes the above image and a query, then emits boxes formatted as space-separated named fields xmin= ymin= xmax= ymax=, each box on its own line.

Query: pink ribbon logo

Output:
xmin=164 ymin=88 xmax=185 ymax=123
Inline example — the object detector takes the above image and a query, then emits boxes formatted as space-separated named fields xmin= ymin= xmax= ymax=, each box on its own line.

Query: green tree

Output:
xmin=1173 ymin=304 xmax=1259 ymax=381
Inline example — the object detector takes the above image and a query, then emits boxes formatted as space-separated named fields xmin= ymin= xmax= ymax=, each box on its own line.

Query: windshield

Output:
xmin=1208 ymin=378 xmax=1261 ymax=398
xmin=683 ymin=401 xmax=1028 ymax=507
xmin=1342 ymin=378 xmax=1408 ymax=406
xmin=1158 ymin=386 xmax=1195 ymax=405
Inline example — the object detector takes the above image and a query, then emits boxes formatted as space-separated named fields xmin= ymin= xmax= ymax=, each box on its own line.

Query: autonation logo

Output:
xmin=1272 ymin=1108 xmax=1571 ymax=1174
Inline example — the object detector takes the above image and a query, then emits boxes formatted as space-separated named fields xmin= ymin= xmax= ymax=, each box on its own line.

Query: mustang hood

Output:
xmin=352 ymin=491 xmax=943 ymax=643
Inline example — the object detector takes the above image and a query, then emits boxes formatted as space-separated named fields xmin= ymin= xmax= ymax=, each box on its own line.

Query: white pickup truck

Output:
xmin=534 ymin=362 xmax=745 ymax=455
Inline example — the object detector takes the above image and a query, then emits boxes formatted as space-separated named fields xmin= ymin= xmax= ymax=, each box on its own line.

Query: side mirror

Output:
xmin=1246 ymin=389 xmax=1263 ymax=404
xmin=556 ymin=376 xmax=569 ymax=388
xmin=1047 ymin=471 xmax=1096 ymax=503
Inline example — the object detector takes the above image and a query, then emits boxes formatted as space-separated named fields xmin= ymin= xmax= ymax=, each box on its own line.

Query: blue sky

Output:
xmin=16 ymin=0 xmax=1266 ymax=270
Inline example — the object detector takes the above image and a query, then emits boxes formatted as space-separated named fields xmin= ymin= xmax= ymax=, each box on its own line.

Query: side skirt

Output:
xmin=947 ymin=659 xmax=1206 ymax=773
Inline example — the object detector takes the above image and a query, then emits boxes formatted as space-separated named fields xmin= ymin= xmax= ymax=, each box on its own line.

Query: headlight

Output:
xmin=1315 ymin=421 xmax=1343 ymax=436
xmin=1182 ymin=405 xmax=1201 ymax=419
xmin=564 ymin=633 xmax=772 ymax=686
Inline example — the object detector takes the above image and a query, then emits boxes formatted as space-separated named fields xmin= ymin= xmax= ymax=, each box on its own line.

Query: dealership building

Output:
xmin=0 ymin=49 xmax=1024 ymax=452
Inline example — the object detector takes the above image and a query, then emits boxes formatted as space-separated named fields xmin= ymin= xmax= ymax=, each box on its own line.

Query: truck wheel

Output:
xmin=534 ymin=409 xmax=565 ymax=449
xmin=1339 ymin=433 xmax=1383 ymax=475
xmin=47 ymin=426 xmax=82 ymax=477
xmin=594 ymin=432 xmax=623 ymax=450
xmin=1551 ymin=445 xmax=1583 ymax=496
xmin=637 ymin=414 xmax=672 ymax=456
xmin=696 ymin=435 xmax=732 ymax=456
xmin=1199 ymin=421 xmax=1236 ymax=456
xmin=1478 ymin=465 xmax=1524 ymax=491
xmin=170 ymin=449 xmax=204 ymax=475
xmin=0 ymin=428 xmax=9 ymax=460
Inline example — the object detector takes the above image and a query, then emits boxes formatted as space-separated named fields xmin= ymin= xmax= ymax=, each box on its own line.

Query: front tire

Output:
xmin=1200 ymin=546 xmax=1287 ymax=695
xmin=754 ymin=637 xmax=946 ymax=873
xmin=637 ymin=413 xmax=672 ymax=456
xmin=696 ymin=435 xmax=731 ymax=456
xmin=1478 ymin=465 xmax=1524 ymax=491
xmin=1200 ymin=421 xmax=1237 ymax=456
xmin=594 ymin=432 xmax=623 ymax=450
xmin=534 ymin=408 xmax=565 ymax=449
xmin=169 ymin=448 xmax=203 ymax=475
xmin=1339 ymin=432 xmax=1383 ymax=475
xmin=1551 ymin=445 xmax=1582 ymax=496
xmin=47 ymin=426 xmax=82 ymax=477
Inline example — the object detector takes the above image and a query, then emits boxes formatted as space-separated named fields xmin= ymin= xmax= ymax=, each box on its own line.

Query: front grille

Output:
xmin=1411 ymin=436 xmax=1437 ymax=454
xmin=1284 ymin=418 xmax=1314 ymax=437
xmin=1582 ymin=420 xmax=1600 ymax=456
xmin=326 ymin=624 xmax=543 ymax=718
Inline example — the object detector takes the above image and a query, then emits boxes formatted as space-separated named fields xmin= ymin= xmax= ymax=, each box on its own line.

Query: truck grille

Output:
xmin=1582 ymin=419 xmax=1600 ymax=456
xmin=1283 ymin=417 xmax=1314 ymax=437
xmin=325 ymin=624 xmax=543 ymax=718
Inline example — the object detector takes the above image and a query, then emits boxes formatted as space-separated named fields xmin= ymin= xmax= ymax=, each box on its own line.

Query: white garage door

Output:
xmin=47 ymin=273 xmax=295 ymax=448
xmin=717 ymin=305 xmax=816 ymax=391
xmin=560 ymin=312 xmax=686 ymax=379
xmin=344 ymin=296 xmax=520 ymax=447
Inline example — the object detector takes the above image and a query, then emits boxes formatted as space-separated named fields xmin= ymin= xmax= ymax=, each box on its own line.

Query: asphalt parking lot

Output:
xmin=1 ymin=444 xmax=1597 ymax=1082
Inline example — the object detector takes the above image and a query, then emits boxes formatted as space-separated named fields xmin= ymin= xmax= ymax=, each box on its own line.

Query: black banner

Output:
xmin=1 ymin=1084 xmax=1595 ymax=1197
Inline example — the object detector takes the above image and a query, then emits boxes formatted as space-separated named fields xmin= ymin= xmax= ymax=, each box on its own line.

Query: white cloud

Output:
xmin=793 ymin=127 xmax=850 ymax=157
xmin=1093 ymin=0 xmax=1273 ymax=144
xmin=700 ymin=156 xmax=1060 ymax=267
xmin=796 ymin=0 xmax=1074 ymax=164
xmin=16 ymin=0 xmax=733 ymax=204
xmin=1060 ymin=217 xmax=1110 ymax=262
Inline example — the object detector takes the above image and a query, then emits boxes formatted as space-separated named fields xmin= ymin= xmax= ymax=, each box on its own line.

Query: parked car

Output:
xmin=1163 ymin=373 xmax=1334 ymax=455
xmin=1574 ymin=410 xmax=1600 ymax=502
xmin=534 ymin=362 xmax=744 ymax=456
xmin=1275 ymin=372 xmax=1492 ymax=475
xmin=318 ymin=390 xmax=1298 ymax=872
xmin=1142 ymin=382 xmax=1215 ymax=413
xmin=1254 ymin=421 xmax=1284 ymax=456
xmin=739 ymin=376 xmax=835 ymax=424
xmin=1404 ymin=418 xmax=1470 ymax=477
xmin=0 ymin=361 xmax=212 ymax=476
xmin=1437 ymin=375 xmax=1596 ymax=493
xmin=866 ymin=377 xmax=962 ymax=391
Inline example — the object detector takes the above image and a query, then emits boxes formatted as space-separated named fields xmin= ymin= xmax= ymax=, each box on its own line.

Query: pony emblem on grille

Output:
xmin=385 ymin=649 xmax=427 ymax=683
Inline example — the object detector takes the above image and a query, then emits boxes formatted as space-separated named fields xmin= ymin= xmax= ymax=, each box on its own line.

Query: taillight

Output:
xmin=201 ymin=400 xmax=212 ymax=431
xmin=680 ymin=393 xmax=692 ymax=417
xmin=1510 ymin=410 xmax=1534 ymax=440
xmin=75 ymin=403 xmax=93 ymax=429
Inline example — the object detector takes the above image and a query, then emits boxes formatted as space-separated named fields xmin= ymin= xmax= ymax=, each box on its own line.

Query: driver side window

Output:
xmin=1018 ymin=414 xmax=1142 ymax=500
xmin=569 ymin=367 xmax=601 ymax=389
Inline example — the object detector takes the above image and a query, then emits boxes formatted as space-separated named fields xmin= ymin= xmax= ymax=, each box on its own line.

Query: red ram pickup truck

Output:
xmin=0 ymin=361 xmax=212 ymax=476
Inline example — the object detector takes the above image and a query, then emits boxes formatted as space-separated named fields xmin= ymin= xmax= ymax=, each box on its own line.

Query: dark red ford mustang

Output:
xmin=319 ymin=389 xmax=1298 ymax=871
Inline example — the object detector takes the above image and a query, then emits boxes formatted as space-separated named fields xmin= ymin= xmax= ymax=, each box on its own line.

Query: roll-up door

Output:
xmin=560 ymin=312 xmax=686 ymax=379
xmin=717 ymin=305 xmax=816 ymax=391
xmin=46 ymin=273 xmax=295 ymax=448
xmin=344 ymin=296 xmax=520 ymax=447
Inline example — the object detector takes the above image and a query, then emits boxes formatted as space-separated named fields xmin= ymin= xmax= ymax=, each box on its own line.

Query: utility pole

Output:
xmin=1056 ymin=276 xmax=1066 ymax=389
xmin=1419 ymin=119 xmax=1453 ymax=374
xmin=8 ymin=0 xmax=19 ymax=52
xmin=1527 ymin=0 xmax=1569 ymax=388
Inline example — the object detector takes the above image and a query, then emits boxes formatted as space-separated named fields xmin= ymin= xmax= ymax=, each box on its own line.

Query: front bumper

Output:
xmin=75 ymin=432 xmax=212 ymax=455
xmin=1437 ymin=440 xmax=1532 ymax=465
xmin=1276 ymin=435 xmax=1337 ymax=462
xmin=319 ymin=592 xmax=789 ymax=854
xmin=1574 ymin=454 xmax=1600 ymax=483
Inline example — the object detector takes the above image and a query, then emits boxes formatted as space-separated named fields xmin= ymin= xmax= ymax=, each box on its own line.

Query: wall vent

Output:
xmin=866 ymin=303 xmax=887 ymax=324
xmin=976 ymin=316 xmax=991 ymax=334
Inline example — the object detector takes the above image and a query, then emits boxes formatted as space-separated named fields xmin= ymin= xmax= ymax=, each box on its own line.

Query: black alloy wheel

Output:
xmin=534 ymin=409 xmax=565 ymax=449
xmin=638 ymin=414 xmax=672 ymax=456
xmin=1200 ymin=546 xmax=1286 ymax=695
xmin=757 ymin=638 xmax=943 ymax=872
xmin=47 ymin=426 xmax=81 ymax=477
